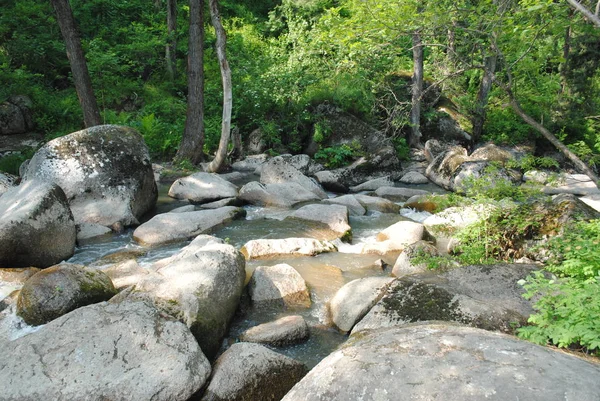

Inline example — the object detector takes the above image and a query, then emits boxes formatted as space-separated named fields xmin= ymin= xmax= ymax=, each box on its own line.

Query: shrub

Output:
xmin=314 ymin=142 xmax=361 ymax=168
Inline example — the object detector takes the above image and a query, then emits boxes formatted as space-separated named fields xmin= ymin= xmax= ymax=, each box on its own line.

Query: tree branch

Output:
xmin=565 ymin=0 xmax=600 ymax=27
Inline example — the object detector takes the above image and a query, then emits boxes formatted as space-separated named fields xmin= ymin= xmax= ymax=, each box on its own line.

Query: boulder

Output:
xmin=239 ymin=181 xmax=321 ymax=208
xmin=76 ymin=222 xmax=113 ymax=242
xmin=349 ymin=176 xmax=394 ymax=192
xmin=241 ymin=238 xmax=337 ymax=259
xmin=321 ymin=194 xmax=366 ymax=216
xmin=470 ymin=143 xmax=513 ymax=162
xmin=0 ymin=99 xmax=29 ymax=135
xmin=248 ymin=263 xmax=311 ymax=308
xmin=354 ymin=194 xmax=401 ymax=214
xmin=0 ymin=299 xmax=211 ymax=401
xmin=374 ymin=186 xmax=431 ymax=202
xmin=399 ymin=171 xmax=429 ymax=184
xmin=199 ymin=197 xmax=244 ymax=209
xmin=23 ymin=125 xmax=157 ymax=228
xmin=353 ymin=264 xmax=537 ymax=334
xmin=169 ymin=205 xmax=196 ymax=213
xmin=282 ymin=322 xmax=600 ymax=401
xmin=361 ymin=220 xmax=424 ymax=255
xmin=543 ymin=173 xmax=600 ymax=196
xmin=452 ymin=160 xmax=521 ymax=194
xmin=16 ymin=263 xmax=116 ymax=326
xmin=168 ymin=172 xmax=239 ymax=204
xmin=425 ymin=145 xmax=469 ymax=190
xmin=134 ymin=236 xmax=246 ymax=359
xmin=314 ymin=170 xmax=349 ymax=193
xmin=423 ymin=203 xmax=497 ymax=238
xmin=391 ymin=240 xmax=439 ymax=277
xmin=231 ymin=154 xmax=269 ymax=171
xmin=0 ymin=179 xmax=76 ymax=268
xmin=102 ymin=259 xmax=149 ymax=290
xmin=329 ymin=276 xmax=394 ymax=333
xmin=286 ymin=204 xmax=351 ymax=241
xmin=239 ymin=315 xmax=309 ymax=346
xmin=200 ymin=342 xmax=307 ymax=401
xmin=133 ymin=206 xmax=245 ymax=246
xmin=260 ymin=156 xmax=328 ymax=199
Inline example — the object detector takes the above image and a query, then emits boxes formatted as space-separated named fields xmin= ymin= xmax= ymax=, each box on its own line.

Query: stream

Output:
xmin=1 ymin=179 xmax=438 ymax=369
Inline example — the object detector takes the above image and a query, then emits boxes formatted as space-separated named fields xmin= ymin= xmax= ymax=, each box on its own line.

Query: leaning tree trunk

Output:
xmin=206 ymin=0 xmax=232 ymax=173
xmin=409 ymin=31 xmax=424 ymax=148
xmin=175 ymin=0 xmax=205 ymax=164
xmin=51 ymin=0 xmax=101 ymax=127
xmin=165 ymin=0 xmax=177 ymax=81
xmin=495 ymin=78 xmax=600 ymax=186
xmin=471 ymin=53 xmax=497 ymax=142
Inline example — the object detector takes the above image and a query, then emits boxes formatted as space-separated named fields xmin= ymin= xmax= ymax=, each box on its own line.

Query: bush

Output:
xmin=314 ymin=142 xmax=361 ymax=168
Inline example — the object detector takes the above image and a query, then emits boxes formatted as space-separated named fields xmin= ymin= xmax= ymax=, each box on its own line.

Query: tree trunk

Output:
xmin=50 ymin=0 xmax=101 ymax=127
xmin=496 ymin=78 xmax=600 ymax=185
xmin=175 ymin=0 xmax=205 ymax=164
xmin=565 ymin=0 xmax=600 ymax=27
xmin=166 ymin=0 xmax=177 ymax=81
xmin=409 ymin=31 xmax=424 ymax=148
xmin=471 ymin=54 xmax=497 ymax=142
xmin=206 ymin=0 xmax=232 ymax=173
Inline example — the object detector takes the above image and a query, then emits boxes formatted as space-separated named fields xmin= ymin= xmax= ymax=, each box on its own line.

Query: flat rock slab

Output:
xmin=168 ymin=172 xmax=239 ymax=204
xmin=0 ymin=300 xmax=211 ymax=401
xmin=399 ymin=171 xmax=429 ymax=184
xmin=543 ymin=173 xmax=600 ymax=196
xmin=329 ymin=276 xmax=394 ymax=332
xmin=239 ymin=315 xmax=309 ymax=346
xmin=353 ymin=264 xmax=537 ymax=334
xmin=374 ymin=186 xmax=431 ymax=202
xmin=349 ymin=176 xmax=394 ymax=192
xmin=241 ymin=238 xmax=337 ymax=259
xmin=286 ymin=204 xmax=351 ymax=241
xmin=322 ymin=194 xmax=366 ymax=216
xmin=282 ymin=323 xmax=600 ymax=401
xmin=200 ymin=342 xmax=307 ymax=401
xmin=239 ymin=181 xmax=321 ymax=208
xmin=133 ymin=206 xmax=245 ymax=246
xmin=354 ymin=194 xmax=400 ymax=214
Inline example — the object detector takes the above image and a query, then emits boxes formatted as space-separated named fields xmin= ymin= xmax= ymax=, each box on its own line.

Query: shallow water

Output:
xmin=3 ymin=180 xmax=436 ymax=369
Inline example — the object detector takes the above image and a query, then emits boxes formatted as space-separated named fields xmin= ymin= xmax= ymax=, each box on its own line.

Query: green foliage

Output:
xmin=462 ymin=163 xmax=540 ymax=202
xmin=506 ymin=154 xmax=560 ymax=172
xmin=314 ymin=141 xmax=361 ymax=168
xmin=391 ymin=136 xmax=411 ymax=161
xmin=312 ymin=120 xmax=331 ymax=143
xmin=0 ymin=152 xmax=31 ymax=175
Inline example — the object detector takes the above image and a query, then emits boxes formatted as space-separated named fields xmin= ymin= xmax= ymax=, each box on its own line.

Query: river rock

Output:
xmin=232 ymin=154 xmax=269 ymax=171
xmin=199 ymin=197 xmax=244 ymax=209
xmin=239 ymin=315 xmax=309 ymax=346
xmin=239 ymin=181 xmax=321 ymax=208
xmin=169 ymin=204 xmax=196 ymax=213
xmin=0 ymin=299 xmax=211 ymax=401
xmin=353 ymin=264 xmax=537 ymax=334
xmin=248 ymin=264 xmax=310 ymax=308
xmin=452 ymin=160 xmax=521 ymax=194
xmin=423 ymin=203 xmax=497 ymax=237
xmin=102 ymin=259 xmax=149 ymax=290
xmin=543 ymin=173 xmax=600 ymax=196
xmin=168 ymin=172 xmax=239 ymax=204
xmin=76 ymin=222 xmax=113 ymax=242
xmin=361 ymin=220 xmax=424 ymax=255
xmin=286 ymin=204 xmax=351 ymax=241
xmin=241 ymin=238 xmax=337 ymax=259
xmin=349 ymin=176 xmax=394 ymax=192
xmin=0 ymin=179 xmax=76 ymax=268
xmin=0 ymin=267 xmax=41 ymax=284
xmin=260 ymin=156 xmax=327 ymax=199
xmin=314 ymin=170 xmax=349 ymax=193
xmin=322 ymin=194 xmax=366 ymax=215
xmin=374 ymin=186 xmax=431 ymax=202
xmin=354 ymin=194 xmax=400 ymax=214
xmin=425 ymin=145 xmax=470 ymax=190
xmin=281 ymin=322 xmax=600 ymax=401
xmin=23 ymin=124 xmax=157 ymax=228
xmin=134 ymin=236 xmax=246 ymax=359
xmin=391 ymin=240 xmax=439 ymax=277
xmin=0 ymin=99 xmax=29 ymax=135
xmin=471 ymin=143 xmax=514 ymax=162
xmin=399 ymin=171 xmax=429 ymax=184
xmin=16 ymin=263 xmax=116 ymax=326
xmin=133 ymin=206 xmax=245 ymax=246
xmin=329 ymin=276 xmax=394 ymax=333
xmin=200 ymin=342 xmax=307 ymax=401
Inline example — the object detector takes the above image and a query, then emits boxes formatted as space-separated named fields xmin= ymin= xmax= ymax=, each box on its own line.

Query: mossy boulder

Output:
xmin=17 ymin=263 xmax=117 ymax=325
xmin=23 ymin=125 xmax=157 ymax=229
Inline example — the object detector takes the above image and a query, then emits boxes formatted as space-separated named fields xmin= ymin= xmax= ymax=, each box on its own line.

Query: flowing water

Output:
xmin=0 ymin=180 xmax=438 ymax=368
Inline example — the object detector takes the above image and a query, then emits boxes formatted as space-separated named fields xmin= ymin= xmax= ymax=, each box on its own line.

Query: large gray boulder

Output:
xmin=354 ymin=194 xmax=400 ymax=214
xmin=361 ymin=220 xmax=424 ymax=255
xmin=0 ymin=180 xmax=76 ymax=268
xmin=135 ymin=236 xmax=246 ymax=359
xmin=168 ymin=172 xmax=239 ymax=204
xmin=329 ymin=276 xmax=394 ymax=333
xmin=286 ymin=204 xmax=351 ymax=241
xmin=241 ymin=238 xmax=337 ymax=259
xmin=349 ymin=176 xmax=394 ymax=192
xmin=0 ymin=96 xmax=32 ymax=135
xmin=239 ymin=181 xmax=321 ymax=208
xmin=282 ymin=322 xmax=600 ymax=401
xmin=0 ymin=300 xmax=211 ymax=401
xmin=24 ymin=125 xmax=157 ymax=228
xmin=200 ymin=342 xmax=307 ymax=401
xmin=353 ymin=264 xmax=537 ymax=334
xmin=260 ymin=156 xmax=327 ymax=199
xmin=239 ymin=315 xmax=310 ymax=347
xmin=16 ymin=263 xmax=116 ymax=326
xmin=133 ymin=206 xmax=245 ymax=246
xmin=392 ymin=240 xmax=439 ymax=277
xmin=374 ymin=186 xmax=431 ymax=202
xmin=248 ymin=264 xmax=311 ymax=308
xmin=322 ymin=194 xmax=366 ymax=216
